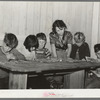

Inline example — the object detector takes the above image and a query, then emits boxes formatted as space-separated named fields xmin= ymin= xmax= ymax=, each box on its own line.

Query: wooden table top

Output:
xmin=0 ymin=60 xmax=100 ymax=73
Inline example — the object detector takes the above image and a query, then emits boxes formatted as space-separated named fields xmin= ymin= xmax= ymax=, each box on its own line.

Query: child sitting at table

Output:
xmin=36 ymin=32 xmax=51 ymax=59
xmin=70 ymin=32 xmax=90 ymax=60
xmin=23 ymin=34 xmax=50 ymax=89
xmin=85 ymin=44 xmax=100 ymax=88
xmin=23 ymin=34 xmax=38 ymax=60
xmin=0 ymin=33 xmax=26 ymax=89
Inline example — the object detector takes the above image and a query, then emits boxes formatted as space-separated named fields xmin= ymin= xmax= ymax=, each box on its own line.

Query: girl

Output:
xmin=49 ymin=20 xmax=73 ymax=60
xmin=49 ymin=20 xmax=73 ymax=88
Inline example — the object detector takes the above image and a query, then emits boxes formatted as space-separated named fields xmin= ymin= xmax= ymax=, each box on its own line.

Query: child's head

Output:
xmin=2 ymin=33 xmax=18 ymax=53
xmin=94 ymin=44 xmax=100 ymax=59
xmin=36 ymin=33 xmax=47 ymax=49
xmin=74 ymin=32 xmax=85 ymax=43
xmin=52 ymin=20 xmax=67 ymax=36
xmin=62 ymin=31 xmax=73 ymax=45
xmin=23 ymin=35 xmax=38 ymax=52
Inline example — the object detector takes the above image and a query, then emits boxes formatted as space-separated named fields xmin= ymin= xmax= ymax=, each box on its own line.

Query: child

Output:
xmin=85 ymin=44 xmax=100 ymax=88
xmin=70 ymin=32 xmax=90 ymax=60
xmin=49 ymin=20 xmax=73 ymax=88
xmin=23 ymin=35 xmax=38 ymax=60
xmin=36 ymin=32 xmax=51 ymax=59
xmin=0 ymin=33 xmax=25 ymax=89
xmin=23 ymin=34 xmax=50 ymax=89
xmin=94 ymin=44 xmax=100 ymax=60
xmin=50 ymin=20 xmax=73 ymax=59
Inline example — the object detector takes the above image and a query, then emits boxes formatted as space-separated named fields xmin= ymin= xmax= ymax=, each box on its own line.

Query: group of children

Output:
xmin=0 ymin=19 xmax=100 ymax=89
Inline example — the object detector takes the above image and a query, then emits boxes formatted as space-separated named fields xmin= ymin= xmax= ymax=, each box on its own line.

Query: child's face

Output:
xmin=56 ymin=27 xmax=64 ymax=36
xmin=38 ymin=39 xmax=46 ymax=49
xmin=2 ymin=42 xmax=12 ymax=53
xmin=74 ymin=35 xmax=84 ymax=43
xmin=95 ymin=50 xmax=100 ymax=59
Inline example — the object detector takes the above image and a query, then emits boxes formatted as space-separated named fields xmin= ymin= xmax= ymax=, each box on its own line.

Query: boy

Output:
xmin=23 ymin=34 xmax=50 ymax=89
xmin=70 ymin=32 xmax=90 ymax=60
xmin=23 ymin=34 xmax=39 ymax=60
xmin=0 ymin=33 xmax=25 ymax=89
xmin=36 ymin=32 xmax=51 ymax=59
xmin=86 ymin=44 xmax=100 ymax=88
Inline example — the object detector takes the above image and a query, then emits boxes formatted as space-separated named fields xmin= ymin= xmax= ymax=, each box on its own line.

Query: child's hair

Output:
xmin=94 ymin=44 xmax=100 ymax=53
xmin=23 ymin=35 xmax=38 ymax=52
xmin=62 ymin=31 xmax=73 ymax=45
xmin=74 ymin=32 xmax=85 ymax=42
xmin=52 ymin=20 xmax=67 ymax=33
xmin=36 ymin=32 xmax=47 ymax=42
xmin=4 ymin=33 xmax=18 ymax=49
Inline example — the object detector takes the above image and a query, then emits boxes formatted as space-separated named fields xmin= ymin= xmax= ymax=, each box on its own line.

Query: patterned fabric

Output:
xmin=70 ymin=42 xmax=90 ymax=60
xmin=36 ymin=48 xmax=51 ymax=59
xmin=49 ymin=32 xmax=72 ymax=50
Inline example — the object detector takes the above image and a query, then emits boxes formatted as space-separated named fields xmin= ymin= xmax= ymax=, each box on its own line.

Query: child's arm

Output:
xmin=6 ymin=53 xmax=16 ymax=61
xmin=50 ymin=44 xmax=57 ymax=58
xmin=66 ymin=44 xmax=72 ymax=58
xmin=49 ymin=33 xmax=57 ymax=58
xmin=25 ymin=51 xmax=36 ymax=61
xmin=11 ymin=49 xmax=26 ymax=60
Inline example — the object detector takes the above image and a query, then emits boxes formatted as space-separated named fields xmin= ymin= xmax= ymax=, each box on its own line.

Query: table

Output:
xmin=0 ymin=60 xmax=100 ymax=89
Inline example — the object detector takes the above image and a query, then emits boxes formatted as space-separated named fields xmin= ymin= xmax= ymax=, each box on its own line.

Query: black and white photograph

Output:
xmin=0 ymin=1 xmax=99 ymax=98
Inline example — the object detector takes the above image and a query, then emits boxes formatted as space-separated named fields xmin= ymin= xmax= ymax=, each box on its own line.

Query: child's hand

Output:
xmin=50 ymin=57 xmax=59 ymax=62
xmin=81 ymin=58 xmax=86 ymax=61
xmin=6 ymin=53 xmax=16 ymax=61
xmin=66 ymin=57 xmax=74 ymax=62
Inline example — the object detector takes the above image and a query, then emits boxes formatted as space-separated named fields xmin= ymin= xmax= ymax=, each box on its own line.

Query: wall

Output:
xmin=0 ymin=1 xmax=96 ymax=57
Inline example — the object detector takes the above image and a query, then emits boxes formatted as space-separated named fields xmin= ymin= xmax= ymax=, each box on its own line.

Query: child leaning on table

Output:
xmin=23 ymin=34 xmax=50 ymax=89
xmin=0 ymin=33 xmax=26 ymax=89
xmin=85 ymin=44 xmax=100 ymax=88
xmin=70 ymin=32 xmax=90 ymax=60
xmin=49 ymin=20 xmax=73 ymax=59
xmin=23 ymin=34 xmax=38 ymax=60
xmin=49 ymin=20 xmax=73 ymax=89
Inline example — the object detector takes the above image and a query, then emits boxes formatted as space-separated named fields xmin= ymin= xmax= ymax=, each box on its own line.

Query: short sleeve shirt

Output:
xmin=49 ymin=32 xmax=72 ymax=50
